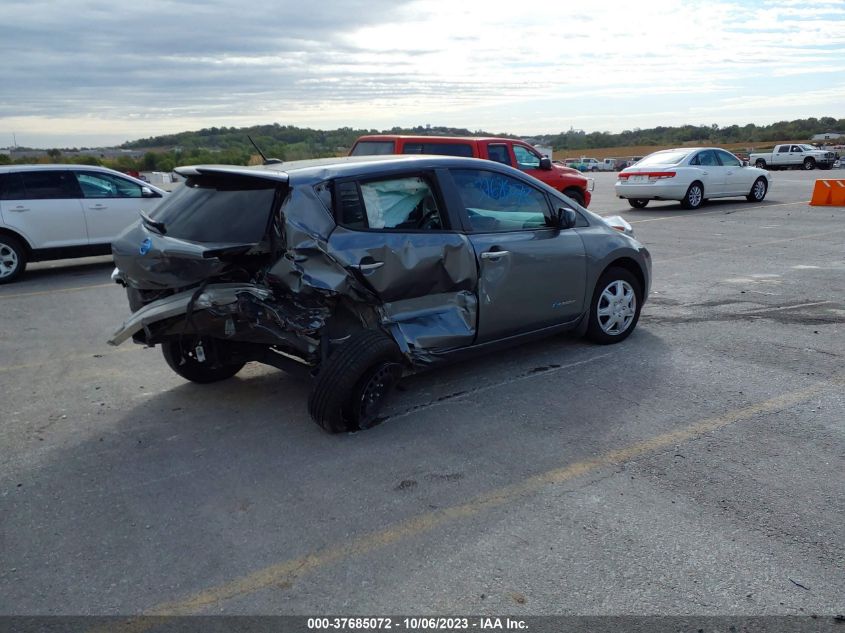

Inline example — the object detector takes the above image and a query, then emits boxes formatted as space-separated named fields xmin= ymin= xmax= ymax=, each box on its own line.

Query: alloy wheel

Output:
xmin=0 ymin=244 xmax=19 ymax=279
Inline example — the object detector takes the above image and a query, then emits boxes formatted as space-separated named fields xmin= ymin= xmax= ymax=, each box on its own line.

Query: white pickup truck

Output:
xmin=749 ymin=144 xmax=836 ymax=171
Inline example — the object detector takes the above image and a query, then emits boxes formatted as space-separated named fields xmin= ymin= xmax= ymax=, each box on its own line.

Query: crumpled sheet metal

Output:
xmin=108 ymin=284 xmax=272 ymax=346
xmin=269 ymin=190 xmax=480 ymax=357
xmin=268 ymin=187 xmax=374 ymax=301
xmin=326 ymin=228 xmax=476 ymax=301
xmin=381 ymin=291 xmax=477 ymax=356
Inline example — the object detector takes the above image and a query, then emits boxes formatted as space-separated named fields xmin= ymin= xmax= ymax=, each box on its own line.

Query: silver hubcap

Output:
xmin=688 ymin=185 xmax=703 ymax=207
xmin=0 ymin=244 xmax=19 ymax=278
xmin=597 ymin=280 xmax=637 ymax=335
xmin=753 ymin=180 xmax=766 ymax=199
xmin=804 ymin=160 xmax=813 ymax=170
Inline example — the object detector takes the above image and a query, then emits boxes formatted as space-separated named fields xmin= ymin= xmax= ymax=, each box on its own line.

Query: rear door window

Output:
xmin=487 ymin=144 xmax=512 ymax=166
xmin=336 ymin=174 xmax=446 ymax=231
xmin=0 ymin=173 xmax=25 ymax=200
xmin=350 ymin=141 xmax=396 ymax=156
xmin=149 ymin=175 xmax=279 ymax=243
xmin=18 ymin=171 xmax=81 ymax=199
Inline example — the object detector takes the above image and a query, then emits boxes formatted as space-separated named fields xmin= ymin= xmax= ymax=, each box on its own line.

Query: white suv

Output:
xmin=0 ymin=164 xmax=167 ymax=283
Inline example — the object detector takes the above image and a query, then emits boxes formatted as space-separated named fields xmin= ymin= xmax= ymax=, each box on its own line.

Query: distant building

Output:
xmin=811 ymin=132 xmax=845 ymax=142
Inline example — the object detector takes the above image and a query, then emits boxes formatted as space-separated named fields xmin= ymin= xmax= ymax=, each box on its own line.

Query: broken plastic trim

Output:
xmin=108 ymin=283 xmax=273 ymax=346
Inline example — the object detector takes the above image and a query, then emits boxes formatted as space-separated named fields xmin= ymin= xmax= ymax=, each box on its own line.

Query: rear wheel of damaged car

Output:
xmin=681 ymin=181 xmax=704 ymax=210
xmin=627 ymin=199 xmax=648 ymax=209
xmin=0 ymin=234 xmax=27 ymax=284
xmin=585 ymin=267 xmax=642 ymax=345
xmin=308 ymin=330 xmax=404 ymax=433
xmin=746 ymin=177 xmax=768 ymax=202
xmin=161 ymin=336 xmax=246 ymax=383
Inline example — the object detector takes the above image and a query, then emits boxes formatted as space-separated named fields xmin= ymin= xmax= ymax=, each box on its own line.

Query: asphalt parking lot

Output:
xmin=1 ymin=169 xmax=843 ymax=616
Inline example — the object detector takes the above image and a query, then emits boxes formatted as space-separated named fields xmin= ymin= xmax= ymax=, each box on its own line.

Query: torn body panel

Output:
xmin=326 ymin=227 xmax=480 ymax=357
xmin=108 ymin=283 xmax=328 ymax=362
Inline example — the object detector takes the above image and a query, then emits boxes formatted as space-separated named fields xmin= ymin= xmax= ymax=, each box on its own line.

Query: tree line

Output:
xmin=2 ymin=118 xmax=841 ymax=173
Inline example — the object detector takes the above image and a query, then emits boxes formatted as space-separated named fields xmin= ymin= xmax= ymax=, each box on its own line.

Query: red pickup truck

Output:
xmin=349 ymin=135 xmax=594 ymax=207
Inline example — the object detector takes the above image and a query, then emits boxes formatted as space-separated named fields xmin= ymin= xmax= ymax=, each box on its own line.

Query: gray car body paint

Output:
xmin=110 ymin=155 xmax=651 ymax=369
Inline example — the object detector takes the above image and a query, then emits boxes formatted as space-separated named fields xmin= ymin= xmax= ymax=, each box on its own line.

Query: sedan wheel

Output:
xmin=586 ymin=267 xmax=642 ymax=344
xmin=628 ymin=199 xmax=649 ymax=209
xmin=746 ymin=177 xmax=768 ymax=202
xmin=681 ymin=182 xmax=704 ymax=209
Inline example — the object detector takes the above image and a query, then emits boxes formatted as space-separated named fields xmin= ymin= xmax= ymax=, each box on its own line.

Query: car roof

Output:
xmin=0 ymin=163 xmax=167 ymax=194
xmin=0 ymin=163 xmax=135 ymax=173
xmin=355 ymin=134 xmax=517 ymax=143
xmin=175 ymin=154 xmax=511 ymax=185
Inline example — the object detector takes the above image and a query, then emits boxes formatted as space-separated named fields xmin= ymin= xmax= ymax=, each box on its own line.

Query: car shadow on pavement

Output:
xmin=1 ymin=328 xmax=672 ymax=613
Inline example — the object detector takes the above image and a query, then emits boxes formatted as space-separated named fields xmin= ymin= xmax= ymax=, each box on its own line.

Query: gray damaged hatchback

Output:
xmin=110 ymin=155 xmax=651 ymax=432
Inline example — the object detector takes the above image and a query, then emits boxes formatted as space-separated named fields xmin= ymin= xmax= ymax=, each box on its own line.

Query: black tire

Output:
xmin=562 ymin=188 xmax=585 ymax=207
xmin=746 ymin=176 xmax=768 ymax=202
xmin=628 ymin=199 xmax=649 ymax=209
xmin=308 ymin=330 xmax=403 ymax=433
xmin=0 ymin=234 xmax=27 ymax=284
xmin=681 ymin=181 xmax=704 ymax=209
xmin=754 ymin=159 xmax=767 ymax=169
xmin=585 ymin=267 xmax=643 ymax=345
xmin=161 ymin=337 xmax=245 ymax=384
xmin=803 ymin=157 xmax=816 ymax=170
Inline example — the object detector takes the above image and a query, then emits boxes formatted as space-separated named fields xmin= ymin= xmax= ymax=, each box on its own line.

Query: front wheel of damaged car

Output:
xmin=308 ymin=330 xmax=404 ymax=433
xmin=585 ymin=267 xmax=642 ymax=345
xmin=161 ymin=337 xmax=246 ymax=384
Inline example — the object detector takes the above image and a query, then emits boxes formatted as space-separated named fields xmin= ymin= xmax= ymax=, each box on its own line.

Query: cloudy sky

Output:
xmin=2 ymin=0 xmax=843 ymax=148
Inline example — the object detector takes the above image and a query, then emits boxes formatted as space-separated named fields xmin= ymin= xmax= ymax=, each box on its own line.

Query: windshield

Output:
xmin=798 ymin=144 xmax=818 ymax=151
xmin=636 ymin=150 xmax=691 ymax=167
xmin=149 ymin=175 xmax=279 ymax=243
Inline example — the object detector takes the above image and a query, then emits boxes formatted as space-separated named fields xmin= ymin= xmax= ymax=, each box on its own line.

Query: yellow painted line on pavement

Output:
xmin=132 ymin=378 xmax=834 ymax=616
xmin=0 ymin=282 xmax=114 ymax=300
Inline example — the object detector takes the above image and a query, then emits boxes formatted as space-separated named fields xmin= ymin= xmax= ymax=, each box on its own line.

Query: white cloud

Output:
xmin=1 ymin=0 xmax=843 ymax=146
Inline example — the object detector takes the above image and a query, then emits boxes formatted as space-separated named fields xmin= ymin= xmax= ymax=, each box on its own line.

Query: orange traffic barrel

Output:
xmin=810 ymin=179 xmax=845 ymax=206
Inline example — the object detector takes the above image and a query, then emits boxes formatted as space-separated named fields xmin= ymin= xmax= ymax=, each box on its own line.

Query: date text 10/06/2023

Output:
xmin=307 ymin=617 xmax=528 ymax=630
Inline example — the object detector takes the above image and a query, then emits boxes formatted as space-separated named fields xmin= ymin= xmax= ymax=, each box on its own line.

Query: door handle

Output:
xmin=354 ymin=261 xmax=384 ymax=271
xmin=89 ymin=204 xmax=108 ymax=209
xmin=701 ymin=171 xmax=709 ymax=175
xmin=9 ymin=205 xmax=29 ymax=212
xmin=481 ymin=250 xmax=510 ymax=259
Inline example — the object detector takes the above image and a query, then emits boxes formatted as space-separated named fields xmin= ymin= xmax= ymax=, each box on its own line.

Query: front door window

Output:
xmin=450 ymin=169 xmax=550 ymax=232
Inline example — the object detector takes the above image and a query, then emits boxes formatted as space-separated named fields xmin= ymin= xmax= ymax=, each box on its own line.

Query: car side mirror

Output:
xmin=539 ymin=157 xmax=552 ymax=170
xmin=141 ymin=186 xmax=160 ymax=198
xmin=556 ymin=207 xmax=577 ymax=229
